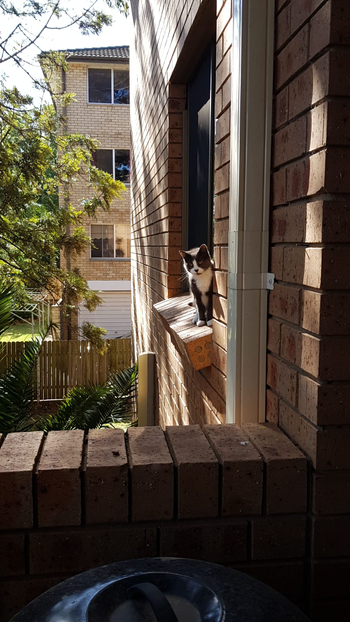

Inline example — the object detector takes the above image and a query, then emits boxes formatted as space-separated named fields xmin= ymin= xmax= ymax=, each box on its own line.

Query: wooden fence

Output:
xmin=0 ymin=339 xmax=132 ymax=400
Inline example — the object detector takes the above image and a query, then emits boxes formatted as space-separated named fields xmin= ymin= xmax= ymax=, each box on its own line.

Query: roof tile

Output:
xmin=42 ymin=46 xmax=129 ymax=60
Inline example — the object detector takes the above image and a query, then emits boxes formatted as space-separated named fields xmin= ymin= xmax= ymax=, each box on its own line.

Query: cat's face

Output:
xmin=179 ymin=244 xmax=212 ymax=276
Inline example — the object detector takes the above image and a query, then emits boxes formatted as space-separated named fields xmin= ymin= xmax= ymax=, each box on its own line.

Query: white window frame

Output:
xmin=94 ymin=148 xmax=130 ymax=185
xmin=226 ymin=0 xmax=274 ymax=425
xmin=90 ymin=224 xmax=131 ymax=260
xmin=87 ymin=66 xmax=130 ymax=106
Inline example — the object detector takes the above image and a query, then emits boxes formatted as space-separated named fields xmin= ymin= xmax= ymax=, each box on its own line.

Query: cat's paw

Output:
xmin=196 ymin=320 xmax=206 ymax=326
xmin=207 ymin=319 xmax=213 ymax=327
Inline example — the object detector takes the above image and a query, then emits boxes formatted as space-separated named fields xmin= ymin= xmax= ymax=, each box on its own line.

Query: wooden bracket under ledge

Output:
xmin=153 ymin=294 xmax=212 ymax=370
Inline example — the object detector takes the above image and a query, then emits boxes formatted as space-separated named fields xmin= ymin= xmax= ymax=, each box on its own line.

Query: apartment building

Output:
xmin=45 ymin=46 xmax=131 ymax=338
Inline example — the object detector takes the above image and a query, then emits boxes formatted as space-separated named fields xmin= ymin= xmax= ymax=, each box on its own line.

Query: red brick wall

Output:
xmin=0 ymin=426 xmax=308 ymax=620
xmin=129 ymin=0 xmax=350 ymax=615
xmin=130 ymin=0 xmax=231 ymax=427
xmin=270 ymin=1 xmax=350 ymax=618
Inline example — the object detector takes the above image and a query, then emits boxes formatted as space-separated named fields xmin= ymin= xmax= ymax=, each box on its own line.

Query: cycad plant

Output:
xmin=0 ymin=287 xmax=49 ymax=432
xmin=0 ymin=287 xmax=14 ymax=337
xmin=0 ymin=288 xmax=138 ymax=434
xmin=39 ymin=365 xmax=138 ymax=432
xmin=0 ymin=338 xmax=44 ymax=432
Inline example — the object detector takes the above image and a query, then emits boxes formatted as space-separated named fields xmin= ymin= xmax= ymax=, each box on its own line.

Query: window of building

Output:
xmin=88 ymin=68 xmax=129 ymax=104
xmin=91 ymin=224 xmax=114 ymax=258
xmin=91 ymin=224 xmax=131 ymax=259
xmin=114 ymin=150 xmax=130 ymax=184
xmin=186 ymin=44 xmax=215 ymax=251
xmin=93 ymin=149 xmax=130 ymax=184
xmin=93 ymin=150 xmax=113 ymax=176
xmin=113 ymin=69 xmax=129 ymax=104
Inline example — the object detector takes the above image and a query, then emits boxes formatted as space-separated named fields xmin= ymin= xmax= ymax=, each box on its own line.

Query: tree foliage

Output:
xmin=0 ymin=90 xmax=125 ymax=312
xmin=0 ymin=0 xmax=129 ymax=322
xmin=0 ymin=1 xmax=128 ymax=69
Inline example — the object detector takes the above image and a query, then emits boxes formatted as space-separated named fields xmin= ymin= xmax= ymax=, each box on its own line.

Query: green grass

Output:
xmin=0 ymin=323 xmax=41 ymax=342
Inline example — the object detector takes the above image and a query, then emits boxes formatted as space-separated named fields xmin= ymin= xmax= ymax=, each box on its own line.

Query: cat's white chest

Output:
xmin=192 ymin=268 xmax=212 ymax=294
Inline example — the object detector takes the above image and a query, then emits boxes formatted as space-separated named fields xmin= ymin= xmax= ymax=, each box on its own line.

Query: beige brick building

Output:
xmin=50 ymin=46 xmax=131 ymax=338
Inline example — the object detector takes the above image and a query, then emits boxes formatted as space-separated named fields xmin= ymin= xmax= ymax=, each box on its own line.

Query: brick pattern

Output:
xmin=127 ymin=426 xmax=174 ymax=521
xmin=85 ymin=429 xmax=128 ymax=524
xmin=243 ymin=423 xmax=307 ymax=515
xmin=166 ymin=425 xmax=218 ymax=518
xmin=0 ymin=432 xmax=44 ymax=529
xmin=271 ymin=1 xmax=350 ymax=618
xmin=204 ymin=424 xmax=263 ymax=516
xmin=131 ymin=0 xmax=231 ymax=427
xmin=271 ymin=7 xmax=350 ymax=419
xmin=37 ymin=430 xmax=84 ymax=527
xmin=0 ymin=426 xmax=308 ymax=620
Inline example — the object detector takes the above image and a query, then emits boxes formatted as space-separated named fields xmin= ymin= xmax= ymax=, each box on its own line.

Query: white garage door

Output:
xmin=79 ymin=291 xmax=131 ymax=339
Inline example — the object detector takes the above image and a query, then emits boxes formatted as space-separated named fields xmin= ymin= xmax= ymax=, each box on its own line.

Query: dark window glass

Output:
xmin=113 ymin=69 xmax=129 ymax=104
xmin=88 ymin=68 xmax=112 ymax=103
xmin=187 ymin=45 xmax=215 ymax=250
xmin=114 ymin=150 xmax=130 ymax=184
xmin=91 ymin=225 xmax=102 ymax=257
xmin=91 ymin=225 xmax=114 ymax=258
xmin=93 ymin=150 xmax=113 ymax=176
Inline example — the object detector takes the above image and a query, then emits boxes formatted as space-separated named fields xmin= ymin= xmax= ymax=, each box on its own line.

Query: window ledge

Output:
xmin=154 ymin=294 xmax=212 ymax=370
xmin=87 ymin=102 xmax=130 ymax=107
xmin=90 ymin=258 xmax=131 ymax=262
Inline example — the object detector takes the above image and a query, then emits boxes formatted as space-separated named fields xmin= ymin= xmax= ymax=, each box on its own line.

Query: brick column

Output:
xmin=167 ymin=83 xmax=186 ymax=296
xmin=270 ymin=1 xmax=350 ymax=619
xmin=211 ymin=0 xmax=231 ymax=400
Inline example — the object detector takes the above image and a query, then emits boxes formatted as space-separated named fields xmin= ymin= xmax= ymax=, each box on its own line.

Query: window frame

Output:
xmin=93 ymin=148 xmax=130 ymax=185
xmin=87 ymin=66 xmax=130 ymax=106
xmin=185 ymin=42 xmax=215 ymax=253
xmin=179 ymin=42 xmax=215 ymax=297
xmin=114 ymin=149 xmax=131 ymax=185
xmin=226 ymin=0 xmax=274 ymax=425
xmin=181 ymin=42 xmax=216 ymax=255
xmin=90 ymin=224 xmax=131 ymax=261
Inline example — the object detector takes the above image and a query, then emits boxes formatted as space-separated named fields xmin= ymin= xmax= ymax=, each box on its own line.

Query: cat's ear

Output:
xmin=179 ymin=251 xmax=186 ymax=258
xmin=199 ymin=244 xmax=208 ymax=253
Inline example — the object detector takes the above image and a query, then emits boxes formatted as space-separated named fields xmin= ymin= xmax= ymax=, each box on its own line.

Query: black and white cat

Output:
xmin=179 ymin=244 xmax=214 ymax=327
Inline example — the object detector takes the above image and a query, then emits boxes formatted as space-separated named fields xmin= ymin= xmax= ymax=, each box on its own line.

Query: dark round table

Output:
xmin=11 ymin=557 xmax=310 ymax=621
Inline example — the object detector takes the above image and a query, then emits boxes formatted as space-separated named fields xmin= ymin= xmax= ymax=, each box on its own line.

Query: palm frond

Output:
xmin=0 ymin=320 xmax=55 ymax=433
xmin=81 ymin=365 xmax=137 ymax=430
xmin=0 ymin=338 xmax=42 ymax=433
xmin=0 ymin=287 xmax=14 ymax=338
xmin=38 ymin=364 xmax=138 ymax=432
xmin=39 ymin=383 xmax=109 ymax=431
